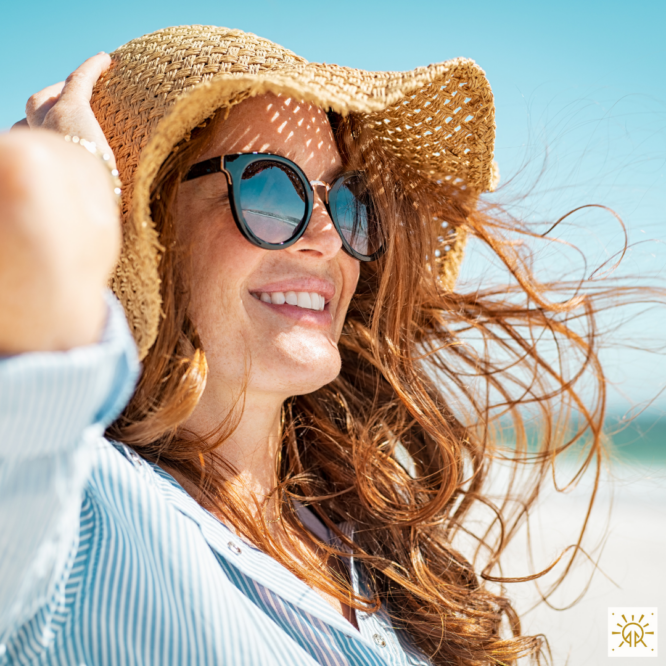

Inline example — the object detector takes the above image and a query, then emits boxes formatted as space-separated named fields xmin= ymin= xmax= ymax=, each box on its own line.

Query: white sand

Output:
xmin=485 ymin=463 xmax=666 ymax=665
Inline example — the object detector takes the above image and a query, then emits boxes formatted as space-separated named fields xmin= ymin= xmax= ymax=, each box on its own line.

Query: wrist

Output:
xmin=64 ymin=134 xmax=121 ymax=205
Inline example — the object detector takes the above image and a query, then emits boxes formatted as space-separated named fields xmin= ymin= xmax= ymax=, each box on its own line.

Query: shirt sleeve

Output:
xmin=0 ymin=291 xmax=140 ymax=641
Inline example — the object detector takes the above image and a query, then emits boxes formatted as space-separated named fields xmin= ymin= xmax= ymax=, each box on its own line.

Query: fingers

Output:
xmin=58 ymin=52 xmax=112 ymax=105
xmin=23 ymin=52 xmax=111 ymax=129
xmin=25 ymin=81 xmax=65 ymax=127
xmin=20 ymin=52 xmax=116 ymax=167
xmin=11 ymin=119 xmax=29 ymax=131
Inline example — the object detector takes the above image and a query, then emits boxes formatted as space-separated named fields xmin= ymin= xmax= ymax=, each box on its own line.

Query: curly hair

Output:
xmin=107 ymin=106 xmax=619 ymax=665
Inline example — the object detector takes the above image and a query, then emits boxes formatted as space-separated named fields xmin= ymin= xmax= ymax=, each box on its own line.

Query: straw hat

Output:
xmin=91 ymin=25 xmax=498 ymax=360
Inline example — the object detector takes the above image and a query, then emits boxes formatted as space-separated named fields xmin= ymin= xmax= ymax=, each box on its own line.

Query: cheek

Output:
xmin=334 ymin=256 xmax=361 ymax=337
xmin=181 ymin=207 xmax=258 ymax=326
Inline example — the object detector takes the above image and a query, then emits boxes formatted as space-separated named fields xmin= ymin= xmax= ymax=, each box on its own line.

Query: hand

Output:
xmin=13 ymin=52 xmax=115 ymax=166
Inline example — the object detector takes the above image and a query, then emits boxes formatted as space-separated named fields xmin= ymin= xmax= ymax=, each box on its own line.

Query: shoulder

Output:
xmin=85 ymin=438 xmax=181 ymax=532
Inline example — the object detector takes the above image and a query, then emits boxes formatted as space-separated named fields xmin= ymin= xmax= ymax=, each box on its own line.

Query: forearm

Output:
xmin=0 ymin=129 xmax=119 ymax=354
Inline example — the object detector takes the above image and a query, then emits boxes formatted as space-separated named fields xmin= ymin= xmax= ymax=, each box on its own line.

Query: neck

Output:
xmin=181 ymin=380 xmax=285 ymax=504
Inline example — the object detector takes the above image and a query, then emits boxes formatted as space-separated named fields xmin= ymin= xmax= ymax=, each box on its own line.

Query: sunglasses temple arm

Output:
xmin=183 ymin=155 xmax=233 ymax=183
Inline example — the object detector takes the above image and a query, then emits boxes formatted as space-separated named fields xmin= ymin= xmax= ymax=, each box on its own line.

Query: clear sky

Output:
xmin=1 ymin=0 xmax=664 ymax=412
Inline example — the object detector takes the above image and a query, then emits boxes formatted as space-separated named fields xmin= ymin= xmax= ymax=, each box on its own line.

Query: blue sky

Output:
xmin=1 ymin=0 xmax=664 ymax=411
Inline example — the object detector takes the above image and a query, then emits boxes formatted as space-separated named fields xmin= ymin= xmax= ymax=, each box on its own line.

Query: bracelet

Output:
xmin=64 ymin=135 xmax=122 ymax=206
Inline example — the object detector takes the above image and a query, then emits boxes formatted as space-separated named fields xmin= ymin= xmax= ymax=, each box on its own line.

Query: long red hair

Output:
xmin=108 ymin=107 xmax=629 ymax=665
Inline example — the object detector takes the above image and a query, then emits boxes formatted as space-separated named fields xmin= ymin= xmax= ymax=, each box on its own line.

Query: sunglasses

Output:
xmin=184 ymin=153 xmax=385 ymax=261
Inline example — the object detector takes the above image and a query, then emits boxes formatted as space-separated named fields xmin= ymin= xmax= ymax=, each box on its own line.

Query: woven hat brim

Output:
xmin=124 ymin=60 xmax=496 ymax=359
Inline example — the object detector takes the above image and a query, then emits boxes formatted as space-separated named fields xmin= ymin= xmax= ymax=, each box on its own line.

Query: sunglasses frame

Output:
xmin=184 ymin=152 xmax=384 ymax=262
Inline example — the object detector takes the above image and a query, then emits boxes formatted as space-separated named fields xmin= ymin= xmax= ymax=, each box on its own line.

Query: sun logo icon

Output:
xmin=613 ymin=614 xmax=654 ymax=647
xmin=608 ymin=607 xmax=658 ymax=658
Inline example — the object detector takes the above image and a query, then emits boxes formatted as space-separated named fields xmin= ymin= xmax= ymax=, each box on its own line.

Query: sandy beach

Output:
xmin=488 ymin=462 xmax=666 ymax=665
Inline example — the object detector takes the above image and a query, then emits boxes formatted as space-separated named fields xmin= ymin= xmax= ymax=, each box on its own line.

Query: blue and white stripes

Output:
xmin=0 ymin=294 xmax=431 ymax=665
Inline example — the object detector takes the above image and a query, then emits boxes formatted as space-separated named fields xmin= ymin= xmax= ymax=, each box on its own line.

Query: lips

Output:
xmin=249 ymin=277 xmax=335 ymax=318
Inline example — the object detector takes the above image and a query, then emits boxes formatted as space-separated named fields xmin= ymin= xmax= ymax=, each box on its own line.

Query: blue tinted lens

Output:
xmin=330 ymin=174 xmax=380 ymax=257
xmin=239 ymin=161 xmax=307 ymax=244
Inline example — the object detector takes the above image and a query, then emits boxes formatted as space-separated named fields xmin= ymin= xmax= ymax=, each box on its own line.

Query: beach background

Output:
xmin=1 ymin=0 xmax=664 ymax=663
xmin=490 ymin=423 xmax=666 ymax=665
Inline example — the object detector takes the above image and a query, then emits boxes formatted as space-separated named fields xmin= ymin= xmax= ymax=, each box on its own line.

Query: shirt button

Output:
xmin=372 ymin=633 xmax=386 ymax=648
xmin=227 ymin=541 xmax=242 ymax=555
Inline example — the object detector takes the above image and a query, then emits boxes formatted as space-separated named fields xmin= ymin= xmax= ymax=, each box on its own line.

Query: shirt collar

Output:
xmin=110 ymin=441 xmax=370 ymax=642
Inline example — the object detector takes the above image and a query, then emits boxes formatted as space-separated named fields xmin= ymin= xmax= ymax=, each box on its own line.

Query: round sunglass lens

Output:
xmin=330 ymin=174 xmax=381 ymax=257
xmin=239 ymin=161 xmax=307 ymax=244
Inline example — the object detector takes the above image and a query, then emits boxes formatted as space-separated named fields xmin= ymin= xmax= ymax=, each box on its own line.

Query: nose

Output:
xmin=289 ymin=187 xmax=343 ymax=260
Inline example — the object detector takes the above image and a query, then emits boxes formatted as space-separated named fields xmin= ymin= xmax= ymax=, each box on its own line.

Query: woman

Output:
xmin=1 ymin=25 xmax=612 ymax=665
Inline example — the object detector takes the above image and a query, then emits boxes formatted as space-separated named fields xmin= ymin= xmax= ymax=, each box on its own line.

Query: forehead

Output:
xmin=200 ymin=93 xmax=342 ymax=180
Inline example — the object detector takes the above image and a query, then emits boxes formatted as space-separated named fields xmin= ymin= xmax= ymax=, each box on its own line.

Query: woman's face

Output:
xmin=175 ymin=94 xmax=360 ymax=402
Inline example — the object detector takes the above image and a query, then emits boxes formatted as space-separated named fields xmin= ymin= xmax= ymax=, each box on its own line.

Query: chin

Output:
xmin=262 ymin=343 xmax=342 ymax=397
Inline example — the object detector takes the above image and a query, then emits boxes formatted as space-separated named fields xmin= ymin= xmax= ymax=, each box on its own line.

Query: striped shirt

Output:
xmin=0 ymin=294 xmax=431 ymax=665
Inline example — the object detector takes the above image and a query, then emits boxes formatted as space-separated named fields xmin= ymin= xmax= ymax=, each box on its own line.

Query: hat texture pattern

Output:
xmin=91 ymin=25 xmax=497 ymax=359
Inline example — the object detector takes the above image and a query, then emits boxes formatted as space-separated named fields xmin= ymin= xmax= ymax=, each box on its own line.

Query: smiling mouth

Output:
xmin=252 ymin=290 xmax=327 ymax=312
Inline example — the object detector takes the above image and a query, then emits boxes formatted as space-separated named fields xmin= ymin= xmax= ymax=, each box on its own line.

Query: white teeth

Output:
xmin=309 ymin=292 xmax=325 ymax=311
xmin=257 ymin=291 xmax=326 ymax=311
xmin=297 ymin=292 xmax=312 ymax=309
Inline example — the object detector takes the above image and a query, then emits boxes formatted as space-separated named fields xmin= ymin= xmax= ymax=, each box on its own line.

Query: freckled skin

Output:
xmin=172 ymin=93 xmax=362 ymax=631
xmin=175 ymin=92 xmax=360 ymax=444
